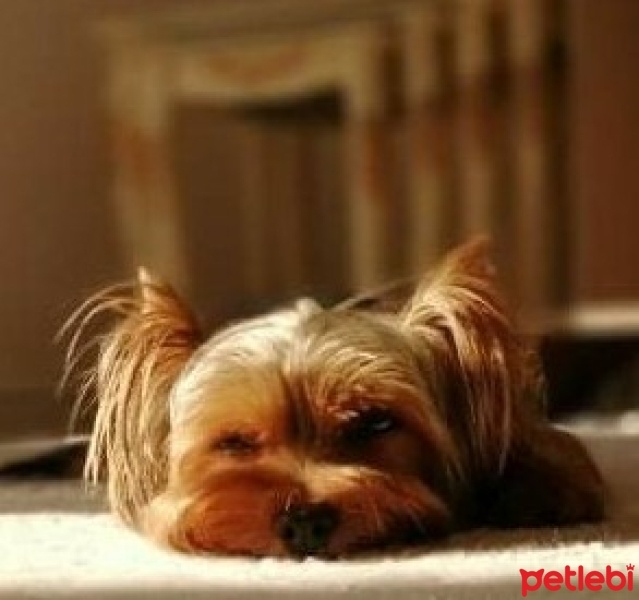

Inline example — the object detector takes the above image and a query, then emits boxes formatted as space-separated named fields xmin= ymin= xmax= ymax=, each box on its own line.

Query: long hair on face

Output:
xmin=60 ymin=269 xmax=201 ymax=525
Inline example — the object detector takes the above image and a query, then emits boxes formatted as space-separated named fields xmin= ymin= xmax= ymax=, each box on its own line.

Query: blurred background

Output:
xmin=0 ymin=0 xmax=637 ymax=440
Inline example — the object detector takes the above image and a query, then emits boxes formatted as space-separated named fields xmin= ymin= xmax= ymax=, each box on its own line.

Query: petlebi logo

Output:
xmin=520 ymin=563 xmax=634 ymax=596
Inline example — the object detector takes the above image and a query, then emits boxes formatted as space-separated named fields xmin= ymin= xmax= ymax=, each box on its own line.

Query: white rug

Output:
xmin=0 ymin=424 xmax=637 ymax=600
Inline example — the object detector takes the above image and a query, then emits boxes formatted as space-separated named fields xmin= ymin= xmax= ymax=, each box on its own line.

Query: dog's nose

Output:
xmin=277 ymin=502 xmax=339 ymax=557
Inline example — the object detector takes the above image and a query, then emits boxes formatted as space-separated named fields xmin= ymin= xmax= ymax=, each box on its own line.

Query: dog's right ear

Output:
xmin=62 ymin=269 xmax=201 ymax=526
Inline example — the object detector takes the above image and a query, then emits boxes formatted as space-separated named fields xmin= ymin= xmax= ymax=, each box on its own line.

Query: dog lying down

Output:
xmin=63 ymin=239 xmax=604 ymax=558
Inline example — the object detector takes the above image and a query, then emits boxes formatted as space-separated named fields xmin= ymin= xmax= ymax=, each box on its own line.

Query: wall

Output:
xmin=0 ymin=0 xmax=638 ymax=438
xmin=0 ymin=1 xmax=215 ymax=437
xmin=570 ymin=0 xmax=639 ymax=302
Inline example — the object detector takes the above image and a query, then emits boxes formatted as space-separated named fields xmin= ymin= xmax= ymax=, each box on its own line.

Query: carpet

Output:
xmin=0 ymin=418 xmax=637 ymax=599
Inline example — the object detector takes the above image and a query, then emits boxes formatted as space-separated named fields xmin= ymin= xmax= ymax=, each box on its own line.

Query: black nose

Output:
xmin=277 ymin=502 xmax=339 ymax=557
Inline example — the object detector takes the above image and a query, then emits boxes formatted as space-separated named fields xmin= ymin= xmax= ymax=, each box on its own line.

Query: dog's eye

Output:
xmin=341 ymin=407 xmax=397 ymax=443
xmin=211 ymin=432 xmax=260 ymax=457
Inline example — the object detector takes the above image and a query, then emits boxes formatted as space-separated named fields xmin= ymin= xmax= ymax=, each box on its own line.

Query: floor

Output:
xmin=0 ymin=418 xmax=637 ymax=599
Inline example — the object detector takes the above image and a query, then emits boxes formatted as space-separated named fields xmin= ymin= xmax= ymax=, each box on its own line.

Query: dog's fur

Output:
xmin=63 ymin=240 xmax=605 ymax=557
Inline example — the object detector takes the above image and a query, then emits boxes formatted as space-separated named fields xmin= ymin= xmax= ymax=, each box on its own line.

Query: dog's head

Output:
xmin=68 ymin=240 xmax=540 ymax=557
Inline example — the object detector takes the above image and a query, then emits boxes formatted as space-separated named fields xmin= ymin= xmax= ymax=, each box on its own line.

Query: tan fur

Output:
xmin=63 ymin=240 xmax=604 ymax=557
xmin=400 ymin=239 xmax=543 ymax=471
xmin=61 ymin=271 xmax=200 ymax=525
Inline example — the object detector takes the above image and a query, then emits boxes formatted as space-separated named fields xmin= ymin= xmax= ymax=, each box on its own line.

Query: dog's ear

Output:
xmin=63 ymin=269 xmax=201 ymax=526
xmin=400 ymin=239 xmax=542 ymax=472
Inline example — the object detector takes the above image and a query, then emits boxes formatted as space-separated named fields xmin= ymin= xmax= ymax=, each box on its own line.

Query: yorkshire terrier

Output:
xmin=64 ymin=239 xmax=604 ymax=558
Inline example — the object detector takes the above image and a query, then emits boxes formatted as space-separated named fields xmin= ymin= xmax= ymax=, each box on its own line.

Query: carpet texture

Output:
xmin=0 ymin=421 xmax=637 ymax=599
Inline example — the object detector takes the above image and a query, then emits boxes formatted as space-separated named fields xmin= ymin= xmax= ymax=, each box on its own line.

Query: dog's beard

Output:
xmin=148 ymin=462 xmax=452 ymax=557
xmin=64 ymin=240 xmax=604 ymax=558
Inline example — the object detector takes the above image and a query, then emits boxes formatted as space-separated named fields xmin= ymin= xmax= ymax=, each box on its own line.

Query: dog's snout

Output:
xmin=277 ymin=502 xmax=339 ymax=557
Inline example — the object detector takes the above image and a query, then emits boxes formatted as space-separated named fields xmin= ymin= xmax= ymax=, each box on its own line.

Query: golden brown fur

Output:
xmin=62 ymin=240 xmax=605 ymax=558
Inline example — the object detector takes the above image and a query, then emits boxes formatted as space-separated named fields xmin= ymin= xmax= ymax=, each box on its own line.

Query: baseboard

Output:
xmin=537 ymin=302 xmax=639 ymax=337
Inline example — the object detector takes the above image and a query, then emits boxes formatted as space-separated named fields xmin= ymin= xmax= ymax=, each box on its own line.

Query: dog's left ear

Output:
xmin=400 ymin=238 xmax=541 ymax=472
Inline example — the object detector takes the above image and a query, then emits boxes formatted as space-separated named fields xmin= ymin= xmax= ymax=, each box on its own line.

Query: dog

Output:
xmin=63 ymin=239 xmax=605 ymax=558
